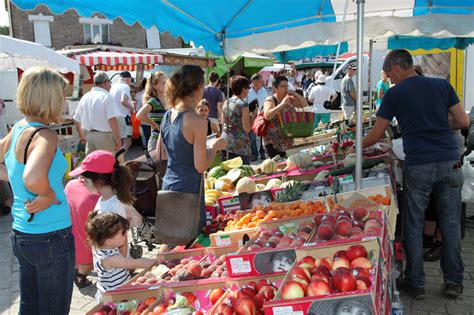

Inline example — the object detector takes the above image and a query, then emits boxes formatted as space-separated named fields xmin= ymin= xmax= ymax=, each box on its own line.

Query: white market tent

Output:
xmin=0 ymin=35 xmax=80 ymax=73
xmin=10 ymin=0 xmax=473 ymax=187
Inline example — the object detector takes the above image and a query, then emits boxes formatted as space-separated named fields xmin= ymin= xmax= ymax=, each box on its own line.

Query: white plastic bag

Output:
xmin=461 ymin=157 xmax=474 ymax=203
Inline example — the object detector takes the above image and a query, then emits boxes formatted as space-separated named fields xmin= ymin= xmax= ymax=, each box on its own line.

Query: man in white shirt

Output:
xmin=247 ymin=73 xmax=268 ymax=160
xmin=74 ymin=72 xmax=122 ymax=154
xmin=110 ymin=71 xmax=135 ymax=160
xmin=307 ymin=75 xmax=337 ymax=128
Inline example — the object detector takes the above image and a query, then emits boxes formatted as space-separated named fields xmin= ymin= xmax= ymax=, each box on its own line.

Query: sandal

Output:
xmin=424 ymin=241 xmax=442 ymax=262
xmin=74 ymin=270 xmax=92 ymax=288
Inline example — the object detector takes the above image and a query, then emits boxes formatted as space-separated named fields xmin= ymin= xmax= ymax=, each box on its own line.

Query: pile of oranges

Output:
xmin=326 ymin=194 xmax=391 ymax=211
xmin=223 ymin=200 xmax=326 ymax=231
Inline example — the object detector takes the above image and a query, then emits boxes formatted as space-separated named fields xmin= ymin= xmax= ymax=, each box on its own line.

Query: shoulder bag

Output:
xmin=154 ymin=114 xmax=203 ymax=246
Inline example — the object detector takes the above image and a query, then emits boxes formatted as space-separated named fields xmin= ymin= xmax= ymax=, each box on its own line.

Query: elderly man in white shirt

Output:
xmin=247 ymin=73 xmax=269 ymax=160
xmin=74 ymin=72 xmax=122 ymax=154
xmin=110 ymin=71 xmax=135 ymax=161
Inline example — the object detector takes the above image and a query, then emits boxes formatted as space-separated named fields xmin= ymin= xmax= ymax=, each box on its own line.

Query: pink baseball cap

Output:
xmin=68 ymin=150 xmax=116 ymax=177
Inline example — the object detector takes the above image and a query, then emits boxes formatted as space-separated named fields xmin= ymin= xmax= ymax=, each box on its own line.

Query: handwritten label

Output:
xmin=229 ymin=257 xmax=251 ymax=274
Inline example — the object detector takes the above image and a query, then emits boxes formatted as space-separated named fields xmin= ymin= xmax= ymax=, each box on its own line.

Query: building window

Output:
xmin=79 ymin=17 xmax=112 ymax=44
xmin=28 ymin=14 xmax=54 ymax=47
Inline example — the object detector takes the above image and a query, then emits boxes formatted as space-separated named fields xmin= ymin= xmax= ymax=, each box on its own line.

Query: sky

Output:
xmin=1 ymin=0 xmax=9 ymax=26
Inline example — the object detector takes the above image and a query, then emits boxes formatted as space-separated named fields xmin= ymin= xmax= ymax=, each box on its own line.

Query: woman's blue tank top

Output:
xmin=5 ymin=122 xmax=71 ymax=233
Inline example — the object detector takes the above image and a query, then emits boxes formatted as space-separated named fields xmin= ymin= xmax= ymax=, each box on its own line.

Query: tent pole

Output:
xmin=368 ymin=39 xmax=374 ymax=128
xmin=355 ymin=0 xmax=365 ymax=190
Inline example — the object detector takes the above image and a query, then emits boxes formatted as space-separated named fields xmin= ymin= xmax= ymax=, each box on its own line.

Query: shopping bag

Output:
xmin=461 ymin=156 xmax=474 ymax=202
xmin=252 ymin=112 xmax=270 ymax=137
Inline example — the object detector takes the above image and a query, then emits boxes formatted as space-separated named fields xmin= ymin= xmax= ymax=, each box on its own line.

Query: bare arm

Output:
xmin=192 ymin=116 xmax=226 ymax=173
xmin=378 ymin=88 xmax=384 ymax=100
xmin=292 ymin=92 xmax=308 ymax=108
xmin=448 ymin=103 xmax=470 ymax=130
xmin=137 ymin=104 xmax=160 ymax=130
xmin=74 ymin=120 xmax=86 ymax=144
xmin=23 ymin=130 xmax=60 ymax=213
xmin=108 ymin=117 xmax=122 ymax=151
xmin=217 ymin=101 xmax=224 ymax=123
xmin=102 ymin=255 xmax=156 ymax=270
xmin=0 ymin=165 xmax=8 ymax=181
xmin=264 ymin=99 xmax=286 ymax=121
xmin=211 ymin=122 xmax=220 ymax=137
xmin=362 ymin=117 xmax=390 ymax=148
xmin=350 ymin=89 xmax=357 ymax=101
xmin=242 ymin=106 xmax=251 ymax=134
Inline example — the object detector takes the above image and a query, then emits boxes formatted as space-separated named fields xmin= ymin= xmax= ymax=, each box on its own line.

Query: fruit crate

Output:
xmin=325 ymin=184 xmax=397 ymax=240
xmin=284 ymin=162 xmax=341 ymax=183
xmin=264 ymin=238 xmax=387 ymax=315
xmin=209 ymin=227 xmax=260 ymax=248
xmin=248 ymin=171 xmax=286 ymax=185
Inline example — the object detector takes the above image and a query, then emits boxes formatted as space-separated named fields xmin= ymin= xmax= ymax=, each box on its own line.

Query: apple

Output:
xmin=313 ymin=213 xmax=326 ymax=226
xmin=210 ymin=288 xmax=225 ymax=305
xmin=291 ymin=276 xmax=309 ymax=290
xmin=353 ymin=207 xmax=369 ymax=222
xmin=281 ymin=280 xmax=306 ymax=299
xmin=332 ymin=257 xmax=350 ymax=271
xmin=316 ymin=265 xmax=332 ymax=277
xmin=253 ymin=293 xmax=265 ymax=309
xmin=255 ymin=279 xmax=270 ymax=291
xmin=346 ymin=245 xmax=368 ymax=262
xmin=216 ymin=303 xmax=234 ymax=315
xmin=357 ymin=276 xmax=372 ymax=288
xmin=368 ymin=210 xmax=382 ymax=220
xmin=315 ymin=257 xmax=333 ymax=270
xmin=352 ymin=267 xmax=371 ymax=278
xmin=333 ymin=234 xmax=347 ymax=240
xmin=180 ymin=292 xmax=196 ymax=304
xmin=234 ymin=296 xmax=257 ymax=315
xmin=290 ymin=266 xmax=311 ymax=281
xmin=225 ymin=296 xmax=237 ymax=307
xmin=350 ymin=257 xmax=372 ymax=269
xmin=298 ymin=256 xmax=316 ymax=267
xmin=335 ymin=219 xmax=352 ymax=237
xmin=336 ymin=210 xmax=352 ymax=220
xmin=321 ymin=214 xmax=336 ymax=226
xmin=364 ymin=218 xmax=382 ymax=230
xmin=332 ymin=267 xmax=357 ymax=292
xmin=238 ymin=287 xmax=257 ymax=299
xmin=333 ymin=250 xmax=348 ymax=260
xmin=317 ymin=223 xmax=336 ymax=241
xmin=298 ymin=224 xmax=314 ymax=235
xmin=307 ymin=279 xmax=332 ymax=296
xmin=310 ymin=271 xmax=331 ymax=284
xmin=356 ymin=279 xmax=368 ymax=290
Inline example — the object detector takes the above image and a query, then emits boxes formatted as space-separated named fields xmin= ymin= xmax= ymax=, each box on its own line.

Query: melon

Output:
xmin=264 ymin=178 xmax=283 ymax=190
xmin=235 ymin=177 xmax=256 ymax=194
xmin=261 ymin=158 xmax=277 ymax=174
xmin=208 ymin=166 xmax=227 ymax=179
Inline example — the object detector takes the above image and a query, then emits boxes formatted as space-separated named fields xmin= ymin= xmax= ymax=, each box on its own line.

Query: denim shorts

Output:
xmin=10 ymin=227 xmax=75 ymax=315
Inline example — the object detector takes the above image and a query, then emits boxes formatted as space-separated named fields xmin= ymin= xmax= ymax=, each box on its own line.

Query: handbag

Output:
xmin=153 ymin=116 xmax=203 ymax=246
xmin=323 ymin=100 xmax=333 ymax=110
xmin=252 ymin=111 xmax=270 ymax=137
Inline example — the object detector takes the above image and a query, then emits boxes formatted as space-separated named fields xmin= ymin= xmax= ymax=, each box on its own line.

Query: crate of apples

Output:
xmin=243 ymin=221 xmax=315 ymax=252
xmin=212 ymin=279 xmax=279 ymax=315
xmin=308 ymin=208 xmax=384 ymax=243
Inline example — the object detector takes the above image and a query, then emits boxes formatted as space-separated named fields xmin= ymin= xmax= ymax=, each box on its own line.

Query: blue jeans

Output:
xmin=10 ymin=227 xmax=75 ymax=315
xmin=402 ymin=160 xmax=464 ymax=288
xmin=249 ymin=131 xmax=258 ymax=158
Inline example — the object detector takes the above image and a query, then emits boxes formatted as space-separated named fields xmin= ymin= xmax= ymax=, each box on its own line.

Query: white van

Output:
xmin=326 ymin=51 xmax=385 ymax=107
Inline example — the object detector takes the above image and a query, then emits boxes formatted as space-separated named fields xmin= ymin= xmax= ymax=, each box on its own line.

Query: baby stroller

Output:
xmin=121 ymin=149 xmax=165 ymax=258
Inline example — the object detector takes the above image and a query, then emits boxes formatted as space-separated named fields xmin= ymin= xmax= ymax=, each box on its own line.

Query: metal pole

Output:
xmin=368 ymin=39 xmax=374 ymax=127
xmin=355 ymin=0 xmax=365 ymax=190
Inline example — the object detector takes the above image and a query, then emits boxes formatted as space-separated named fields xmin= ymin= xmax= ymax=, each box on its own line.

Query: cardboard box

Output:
xmin=264 ymin=238 xmax=385 ymax=315
xmin=209 ymin=227 xmax=259 ymax=248
xmin=225 ymin=248 xmax=297 ymax=278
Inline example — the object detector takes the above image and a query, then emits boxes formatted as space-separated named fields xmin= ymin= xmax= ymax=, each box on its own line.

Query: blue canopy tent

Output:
xmin=273 ymin=42 xmax=349 ymax=63
xmin=11 ymin=0 xmax=474 ymax=187
xmin=388 ymin=36 xmax=474 ymax=51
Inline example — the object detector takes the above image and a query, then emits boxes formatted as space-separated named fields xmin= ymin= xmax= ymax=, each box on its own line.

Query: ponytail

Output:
xmin=111 ymin=164 xmax=135 ymax=204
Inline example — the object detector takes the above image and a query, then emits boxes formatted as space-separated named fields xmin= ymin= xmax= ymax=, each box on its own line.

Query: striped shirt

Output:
xmin=148 ymin=97 xmax=166 ymax=130
xmin=93 ymin=247 xmax=130 ymax=293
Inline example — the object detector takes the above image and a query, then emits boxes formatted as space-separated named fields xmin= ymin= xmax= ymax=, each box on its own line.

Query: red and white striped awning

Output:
xmin=71 ymin=50 xmax=164 ymax=70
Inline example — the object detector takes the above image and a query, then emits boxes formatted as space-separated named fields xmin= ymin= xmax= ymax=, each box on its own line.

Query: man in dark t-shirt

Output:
xmin=203 ymin=72 xmax=224 ymax=121
xmin=362 ymin=49 xmax=469 ymax=300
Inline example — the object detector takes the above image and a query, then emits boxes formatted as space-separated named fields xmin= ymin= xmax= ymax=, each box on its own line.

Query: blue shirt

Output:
xmin=5 ymin=122 xmax=71 ymax=233
xmin=377 ymin=75 xmax=459 ymax=166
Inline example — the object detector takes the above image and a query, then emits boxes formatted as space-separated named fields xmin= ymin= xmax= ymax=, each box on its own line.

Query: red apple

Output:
xmin=333 ymin=250 xmax=348 ymax=260
xmin=224 ymin=296 xmax=237 ymax=307
xmin=332 ymin=267 xmax=357 ymax=292
xmin=291 ymin=276 xmax=309 ymax=290
xmin=255 ymin=279 xmax=270 ymax=292
xmin=357 ymin=276 xmax=372 ymax=288
xmin=253 ymin=293 xmax=265 ymax=309
xmin=307 ymin=279 xmax=332 ymax=296
xmin=258 ymin=285 xmax=277 ymax=300
xmin=310 ymin=271 xmax=331 ymax=284
xmin=298 ymin=256 xmax=316 ymax=268
xmin=238 ymin=287 xmax=257 ymax=299
xmin=332 ymin=257 xmax=350 ymax=271
xmin=281 ymin=281 xmax=306 ymax=299
xmin=346 ymin=245 xmax=368 ymax=262
xmin=290 ymin=266 xmax=311 ymax=281
xmin=321 ymin=214 xmax=337 ymax=226
xmin=315 ymin=257 xmax=333 ymax=270
xmin=352 ymin=267 xmax=371 ymax=278
xmin=210 ymin=288 xmax=225 ymax=305
xmin=187 ymin=262 xmax=203 ymax=277
xmin=350 ymin=257 xmax=372 ymax=269
xmin=234 ymin=296 xmax=257 ymax=315
xmin=336 ymin=210 xmax=352 ymax=220
xmin=313 ymin=213 xmax=326 ymax=226
xmin=180 ymin=292 xmax=196 ymax=304
xmin=316 ymin=265 xmax=332 ymax=276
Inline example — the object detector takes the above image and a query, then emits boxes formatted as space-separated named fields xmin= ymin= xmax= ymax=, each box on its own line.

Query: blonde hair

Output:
xmin=16 ymin=67 xmax=68 ymax=124
xmin=143 ymin=71 xmax=166 ymax=104
xmin=165 ymin=65 xmax=204 ymax=109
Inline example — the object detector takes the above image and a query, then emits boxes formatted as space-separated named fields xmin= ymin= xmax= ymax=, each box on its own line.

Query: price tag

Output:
xmin=215 ymin=235 xmax=232 ymax=247
xmin=229 ymin=257 xmax=251 ymax=274
xmin=273 ymin=306 xmax=294 ymax=315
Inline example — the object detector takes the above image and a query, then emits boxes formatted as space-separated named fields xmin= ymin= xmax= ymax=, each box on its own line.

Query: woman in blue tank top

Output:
xmin=0 ymin=67 xmax=75 ymax=314
xmin=156 ymin=65 xmax=227 ymax=250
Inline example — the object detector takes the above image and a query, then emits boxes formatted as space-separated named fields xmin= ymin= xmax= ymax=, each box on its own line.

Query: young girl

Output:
xmin=196 ymin=99 xmax=220 ymax=136
xmin=86 ymin=211 xmax=156 ymax=302
xmin=69 ymin=150 xmax=142 ymax=256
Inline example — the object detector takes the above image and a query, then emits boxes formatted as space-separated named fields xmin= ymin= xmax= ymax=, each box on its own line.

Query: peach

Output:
xmin=210 ymin=288 xmax=225 ymax=305
xmin=234 ymin=296 xmax=256 ymax=315
xmin=290 ymin=266 xmax=311 ymax=281
xmin=298 ymin=256 xmax=316 ymax=267
xmin=315 ymin=257 xmax=333 ymax=270
xmin=187 ymin=262 xmax=203 ymax=278
xmin=346 ymin=245 xmax=368 ymax=262
xmin=353 ymin=207 xmax=369 ymax=222
xmin=351 ymin=267 xmax=371 ymax=278
xmin=332 ymin=257 xmax=350 ymax=271
xmin=332 ymin=267 xmax=357 ymax=292
xmin=310 ymin=272 xmax=331 ymax=284
xmin=321 ymin=214 xmax=336 ymax=226
xmin=335 ymin=220 xmax=352 ymax=236
xmin=356 ymin=279 xmax=368 ymax=290
xmin=317 ymin=223 xmax=336 ymax=241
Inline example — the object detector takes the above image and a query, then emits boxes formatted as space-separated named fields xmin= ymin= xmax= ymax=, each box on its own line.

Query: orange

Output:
xmin=256 ymin=210 xmax=266 ymax=219
xmin=383 ymin=197 xmax=391 ymax=205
